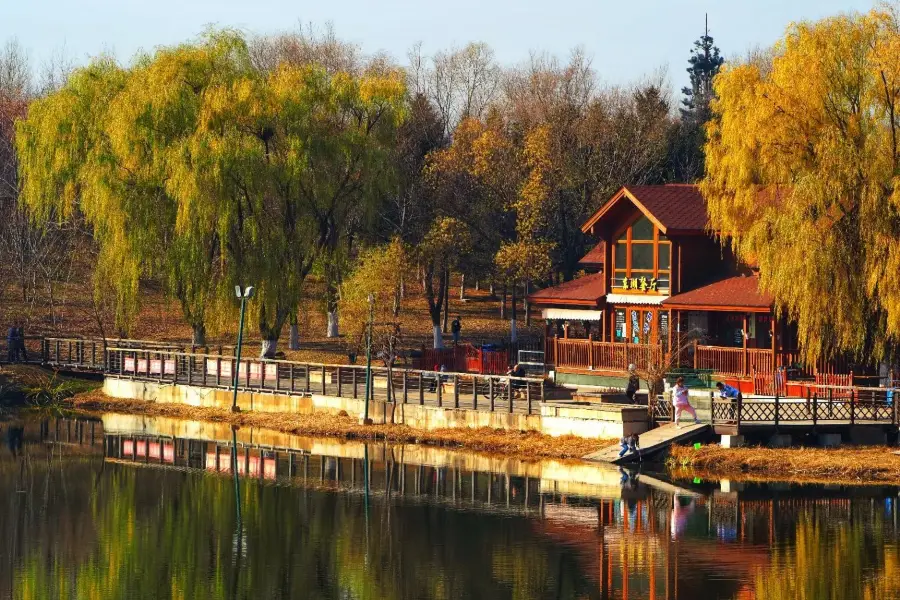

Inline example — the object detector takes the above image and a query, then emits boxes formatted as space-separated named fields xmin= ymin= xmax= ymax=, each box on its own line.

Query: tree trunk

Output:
xmin=459 ymin=273 xmax=466 ymax=300
xmin=441 ymin=268 xmax=450 ymax=333
xmin=327 ymin=310 xmax=339 ymax=338
xmin=400 ymin=278 xmax=406 ymax=300
xmin=192 ymin=323 xmax=207 ymax=346
xmin=489 ymin=281 xmax=495 ymax=297
xmin=260 ymin=338 xmax=278 ymax=359
xmin=289 ymin=322 xmax=300 ymax=350
xmin=432 ymin=323 xmax=444 ymax=349
xmin=500 ymin=286 xmax=507 ymax=319
xmin=475 ymin=280 xmax=480 ymax=292
xmin=510 ymin=282 xmax=518 ymax=343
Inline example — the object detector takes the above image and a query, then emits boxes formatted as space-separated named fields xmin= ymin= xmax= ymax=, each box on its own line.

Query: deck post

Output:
xmin=337 ymin=366 xmax=343 ymax=397
xmin=508 ymin=378 xmax=514 ymax=413
xmin=894 ymin=389 xmax=898 ymax=427
xmin=742 ymin=314 xmax=749 ymax=377
xmin=419 ymin=372 xmax=425 ymax=405
xmin=489 ymin=378 xmax=495 ymax=412
xmin=812 ymin=392 xmax=818 ymax=428
xmin=736 ymin=391 xmax=743 ymax=430
xmin=850 ymin=389 xmax=855 ymax=425
xmin=321 ymin=365 xmax=327 ymax=395
xmin=527 ymin=383 xmax=532 ymax=415
xmin=453 ymin=374 xmax=460 ymax=408
xmin=403 ymin=371 xmax=408 ymax=404
xmin=774 ymin=394 xmax=780 ymax=430
xmin=437 ymin=373 xmax=443 ymax=407
xmin=352 ymin=368 xmax=357 ymax=398
xmin=472 ymin=376 xmax=478 ymax=410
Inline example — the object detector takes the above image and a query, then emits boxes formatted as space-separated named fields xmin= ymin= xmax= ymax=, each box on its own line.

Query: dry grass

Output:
xmin=71 ymin=391 xmax=610 ymax=461
xmin=667 ymin=443 xmax=900 ymax=484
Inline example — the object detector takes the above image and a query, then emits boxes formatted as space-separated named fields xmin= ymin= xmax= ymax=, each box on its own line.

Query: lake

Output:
xmin=2 ymin=414 xmax=900 ymax=599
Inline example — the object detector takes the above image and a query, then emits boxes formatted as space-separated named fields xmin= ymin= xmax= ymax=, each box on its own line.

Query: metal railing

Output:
xmin=652 ymin=386 xmax=900 ymax=428
xmin=105 ymin=347 xmax=546 ymax=415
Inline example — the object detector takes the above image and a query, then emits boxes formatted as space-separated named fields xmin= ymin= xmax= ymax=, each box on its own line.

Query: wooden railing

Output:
xmin=105 ymin=347 xmax=545 ymax=415
xmin=551 ymin=339 xmax=664 ymax=372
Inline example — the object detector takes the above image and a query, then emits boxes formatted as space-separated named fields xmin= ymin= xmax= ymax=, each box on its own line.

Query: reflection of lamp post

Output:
xmin=232 ymin=286 xmax=255 ymax=413
xmin=363 ymin=293 xmax=374 ymax=424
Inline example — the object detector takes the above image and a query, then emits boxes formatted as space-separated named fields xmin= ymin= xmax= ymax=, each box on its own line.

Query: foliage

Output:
xmin=16 ymin=30 xmax=406 ymax=354
xmin=339 ymin=239 xmax=409 ymax=362
xmin=22 ymin=372 xmax=76 ymax=412
xmin=702 ymin=7 xmax=900 ymax=363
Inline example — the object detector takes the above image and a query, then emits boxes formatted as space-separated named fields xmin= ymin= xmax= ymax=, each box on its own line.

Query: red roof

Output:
xmin=662 ymin=275 xmax=773 ymax=312
xmin=528 ymin=273 xmax=606 ymax=307
xmin=581 ymin=184 xmax=708 ymax=235
xmin=578 ymin=241 xmax=605 ymax=267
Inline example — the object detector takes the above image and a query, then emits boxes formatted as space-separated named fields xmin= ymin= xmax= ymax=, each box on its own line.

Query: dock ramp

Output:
xmin=584 ymin=422 xmax=709 ymax=465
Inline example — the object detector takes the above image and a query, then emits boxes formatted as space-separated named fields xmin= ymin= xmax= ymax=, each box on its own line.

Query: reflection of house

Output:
xmin=530 ymin=184 xmax=808 ymax=389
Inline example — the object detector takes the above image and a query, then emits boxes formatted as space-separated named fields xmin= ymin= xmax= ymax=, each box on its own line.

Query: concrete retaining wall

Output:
xmin=103 ymin=377 xmax=643 ymax=439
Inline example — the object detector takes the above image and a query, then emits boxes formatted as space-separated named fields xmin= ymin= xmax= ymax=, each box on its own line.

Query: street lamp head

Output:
xmin=235 ymin=285 xmax=256 ymax=299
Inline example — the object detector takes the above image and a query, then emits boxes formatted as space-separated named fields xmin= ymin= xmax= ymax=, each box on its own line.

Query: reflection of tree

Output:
xmin=6 ymin=462 xmax=599 ymax=599
xmin=753 ymin=515 xmax=895 ymax=600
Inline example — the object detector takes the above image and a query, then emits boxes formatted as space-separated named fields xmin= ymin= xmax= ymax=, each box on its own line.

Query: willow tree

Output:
xmin=702 ymin=8 xmax=900 ymax=363
xmin=17 ymin=31 xmax=405 ymax=355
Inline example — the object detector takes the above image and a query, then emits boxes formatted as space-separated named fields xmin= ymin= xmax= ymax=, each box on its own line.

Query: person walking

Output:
xmin=451 ymin=316 xmax=462 ymax=345
xmin=15 ymin=325 xmax=27 ymax=362
xmin=673 ymin=376 xmax=699 ymax=428
xmin=625 ymin=364 xmax=640 ymax=402
xmin=5 ymin=325 xmax=16 ymax=363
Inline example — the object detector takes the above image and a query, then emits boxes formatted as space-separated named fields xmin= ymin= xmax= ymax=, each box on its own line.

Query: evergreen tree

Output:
xmin=680 ymin=16 xmax=725 ymax=125
xmin=669 ymin=16 xmax=724 ymax=182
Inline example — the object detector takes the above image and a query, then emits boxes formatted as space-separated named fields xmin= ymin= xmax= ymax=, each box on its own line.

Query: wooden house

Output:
xmin=529 ymin=184 xmax=818 ymax=391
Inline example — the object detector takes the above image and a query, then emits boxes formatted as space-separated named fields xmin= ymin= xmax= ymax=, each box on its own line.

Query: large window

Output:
xmin=611 ymin=215 xmax=671 ymax=292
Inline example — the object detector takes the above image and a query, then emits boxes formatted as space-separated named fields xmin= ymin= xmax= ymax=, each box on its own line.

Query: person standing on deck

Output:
xmin=673 ymin=376 xmax=700 ymax=428
xmin=451 ymin=316 xmax=462 ymax=345
xmin=625 ymin=364 xmax=640 ymax=402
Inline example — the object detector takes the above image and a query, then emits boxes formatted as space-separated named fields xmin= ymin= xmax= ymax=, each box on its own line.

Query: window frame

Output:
xmin=610 ymin=215 xmax=672 ymax=292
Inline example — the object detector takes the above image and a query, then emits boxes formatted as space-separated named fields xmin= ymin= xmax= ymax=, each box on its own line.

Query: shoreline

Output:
xmin=67 ymin=391 xmax=611 ymax=462
xmin=667 ymin=444 xmax=900 ymax=486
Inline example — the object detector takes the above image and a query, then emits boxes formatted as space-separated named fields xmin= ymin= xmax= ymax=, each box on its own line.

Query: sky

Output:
xmin=1 ymin=0 xmax=879 ymax=92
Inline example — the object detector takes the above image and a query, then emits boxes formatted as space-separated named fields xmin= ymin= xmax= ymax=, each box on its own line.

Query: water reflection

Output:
xmin=3 ymin=416 xmax=900 ymax=599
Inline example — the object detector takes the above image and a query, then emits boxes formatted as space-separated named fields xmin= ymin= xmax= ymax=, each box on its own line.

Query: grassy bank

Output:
xmin=667 ymin=444 xmax=900 ymax=484
xmin=71 ymin=391 xmax=611 ymax=461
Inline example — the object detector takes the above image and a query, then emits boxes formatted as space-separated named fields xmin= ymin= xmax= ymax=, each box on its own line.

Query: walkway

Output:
xmin=584 ymin=423 xmax=710 ymax=465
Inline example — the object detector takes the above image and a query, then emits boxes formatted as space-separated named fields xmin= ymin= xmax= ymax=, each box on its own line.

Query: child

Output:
xmin=673 ymin=376 xmax=700 ymax=428
xmin=618 ymin=432 xmax=640 ymax=458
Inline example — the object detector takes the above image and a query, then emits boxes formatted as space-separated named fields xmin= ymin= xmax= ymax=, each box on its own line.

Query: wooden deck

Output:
xmin=583 ymin=422 xmax=710 ymax=465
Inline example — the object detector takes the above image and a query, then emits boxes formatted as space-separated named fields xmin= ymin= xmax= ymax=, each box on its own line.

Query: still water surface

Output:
xmin=3 ymin=415 xmax=900 ymax=599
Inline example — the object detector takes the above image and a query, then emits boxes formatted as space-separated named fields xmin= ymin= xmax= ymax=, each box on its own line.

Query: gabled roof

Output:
xmin=578 ymin=240 xmax=605 ymax=267
xmin=581 ymin=184 xmax=708 ymax=236
xmin=527 ymin=273 xmax=606 ymax=307
xmin=661 ymin=275 xmax=773 ymax=312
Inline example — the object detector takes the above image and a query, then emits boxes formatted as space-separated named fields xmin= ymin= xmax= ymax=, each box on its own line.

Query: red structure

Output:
xmin=529 ymin=184 xmax=862 ymax=390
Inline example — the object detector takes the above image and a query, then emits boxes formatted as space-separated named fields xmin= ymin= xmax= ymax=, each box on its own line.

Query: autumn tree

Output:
xmin=17 ymin=31 xmax=406 ymax=356
xmin=702 ymin=7 xmax=900 ymax=363
xmin=340 ymin=239 xmax=409 ymax=400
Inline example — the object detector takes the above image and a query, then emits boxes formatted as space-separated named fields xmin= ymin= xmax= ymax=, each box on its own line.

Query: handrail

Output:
xmin=104 ymin=346 xmax=544 ymax=383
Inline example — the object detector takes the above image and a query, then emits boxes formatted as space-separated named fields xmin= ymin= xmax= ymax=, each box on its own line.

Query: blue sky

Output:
xmin=2 ymin=0 xmax=877 ymax=91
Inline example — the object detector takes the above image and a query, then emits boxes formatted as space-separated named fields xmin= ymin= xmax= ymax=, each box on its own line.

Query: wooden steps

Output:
xmin=583 ymin=422 xmax=710 ymax=465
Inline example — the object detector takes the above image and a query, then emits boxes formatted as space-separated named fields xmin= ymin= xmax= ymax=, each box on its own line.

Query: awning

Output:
xmin=542 ymin=308 xmax=605 ymax=322
xmin=605 ymin=293 xmax=667 ymax=306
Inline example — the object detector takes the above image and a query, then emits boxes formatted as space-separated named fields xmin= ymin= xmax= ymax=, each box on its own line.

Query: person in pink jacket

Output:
xmin=672 ymin=376 xmax=700 ymax=428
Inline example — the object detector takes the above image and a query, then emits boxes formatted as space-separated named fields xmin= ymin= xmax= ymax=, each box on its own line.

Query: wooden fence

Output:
xmin=549 ymin=339 xmax=664 ymax=372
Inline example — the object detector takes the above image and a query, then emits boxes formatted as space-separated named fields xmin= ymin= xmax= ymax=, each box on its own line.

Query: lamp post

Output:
xmin=363 ymin=293 xmax=374 ymax=424
xmin=232 ymin=285 xmax=255 ymax=412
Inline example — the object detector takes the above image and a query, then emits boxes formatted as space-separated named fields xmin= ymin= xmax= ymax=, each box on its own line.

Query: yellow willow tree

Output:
xmin=702 ymin=7 xmax=900 ymax=363
xmin=17 ymin=31 xmax=406 ymax=356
